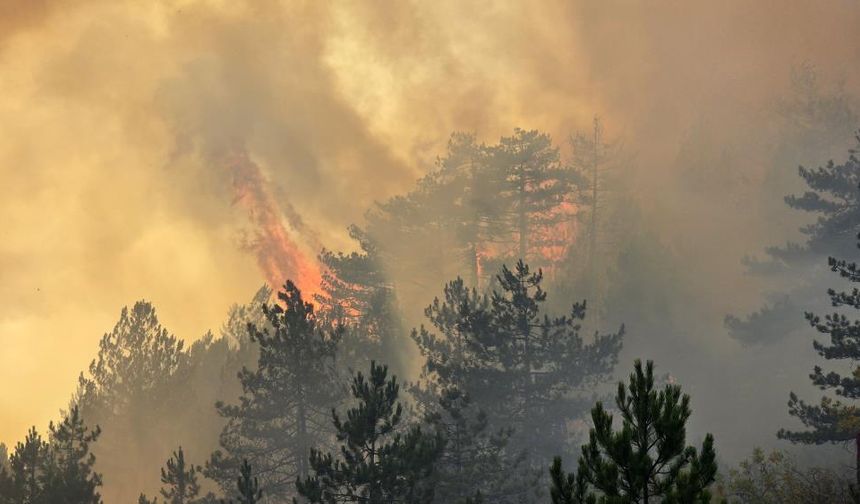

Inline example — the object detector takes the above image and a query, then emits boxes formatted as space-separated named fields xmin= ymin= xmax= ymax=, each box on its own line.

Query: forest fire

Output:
xmin=228 ymin=148 xmax=323 ymax=300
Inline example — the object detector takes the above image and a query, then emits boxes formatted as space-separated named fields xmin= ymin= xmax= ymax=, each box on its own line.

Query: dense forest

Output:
xmin=3 ymin=2 xmax=860 ymax=503
xmin=4 ymin=91 xmax=860 ymax=501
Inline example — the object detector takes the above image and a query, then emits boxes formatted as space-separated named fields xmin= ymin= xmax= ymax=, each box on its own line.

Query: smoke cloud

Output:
xmin=1 ymin=0 xmax=859 ymax=467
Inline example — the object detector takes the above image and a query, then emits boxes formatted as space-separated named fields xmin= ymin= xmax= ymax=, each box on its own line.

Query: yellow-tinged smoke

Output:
xmin=1 ymin=0 xmax=859 ymax=454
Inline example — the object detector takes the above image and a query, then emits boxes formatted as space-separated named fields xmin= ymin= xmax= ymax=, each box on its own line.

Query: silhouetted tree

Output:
xmin=415 ymin=262 xmax=623 ymax=462
xmin=74 ymin=301 xmax=189 ymax=503
xmin=220 ymin=460 xmax=262 ymax=504
xmin=551 ymin=360 xmax=719 ymax=503
xmin=295 ymin=361 xmax=444 ymax=504
xmin=425 ymin=387 xmax=537 ymax=504
xmin=41 ymin=406 xmax=103 ymax=504
xmin=157 ymin=447 xmax=201 ymax=504
xmin=316 ymin=226 xmax=408 ymax=377
xmin=778 ymin=233 xmax=860 ymax=494
xmin=3 ymin=429 xmax=48 ymax=504
xmin=488 ymin=129 xmax=579 ymax=267
xmin=0 ymin=410 xmax=103 ymax=504
xmin=566 ymin=117 xmax=620 ymax=329
xmin=207 ymin=281 xmax=341 ymax=501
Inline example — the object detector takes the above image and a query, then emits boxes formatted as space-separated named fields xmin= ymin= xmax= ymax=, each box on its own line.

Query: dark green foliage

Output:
xmin=2 ymin=429 xmax=48 ymax=504
xmin=42 ymin=406 xmax=103 ymax=504
xmin=158 ymin=447 xmax=200 ymax=504
xmin=224 ymin=460 xmax=262 ymax=504
xmin=779 ymin=236 xmax=860 ymax=445
xmin=411 ymin=277 xmax=491 ymax=399
xmin=207 ymin=281 xmax=341 ymax=501
xmin=295 ymin=362 xmax=444 ymax=504
xmin=553 ymin=360 xmax=719 ymax=503
xmin=0 ymin=409 xmax=103 ymax=504
xmin=415 ymin=262 xmax=623 ymax=461
xmin=549 ymin=457 xmax=588 ymax=504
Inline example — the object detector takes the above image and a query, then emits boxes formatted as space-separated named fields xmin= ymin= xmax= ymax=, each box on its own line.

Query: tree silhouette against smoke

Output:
xmin=364 ymin=128 xmax=579 ymax=306
xmin=207 ymin=281 xmax=341 ymax=501
xmin=412 ymin=261 xmax=623 ymax=465
xmin=315 ymin=225 xmax=410 ymax=378
xmin=727 ymin=80 xmax=860 ymax=346
xmin=75 ymin=301 xmax=190 ymax=503
xmin=0 ymin=408 xmax=103 ymax=504
xmin=779 ymin=231 xmax=860 ymax=494
xmin=295 ymin=361 xmax=443 ymax=504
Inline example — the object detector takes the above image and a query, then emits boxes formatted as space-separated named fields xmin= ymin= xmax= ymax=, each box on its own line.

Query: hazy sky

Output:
xmin=2 ymin=0 xmax=860 ymax=445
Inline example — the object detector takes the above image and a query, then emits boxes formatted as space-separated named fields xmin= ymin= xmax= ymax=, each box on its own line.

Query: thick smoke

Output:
xmin=1 ymin=0 xmax=860 ymax=475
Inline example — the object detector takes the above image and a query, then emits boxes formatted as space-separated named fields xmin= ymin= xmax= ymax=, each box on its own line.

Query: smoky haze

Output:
xmin=1 ymin=0 xmax=860 ymax=500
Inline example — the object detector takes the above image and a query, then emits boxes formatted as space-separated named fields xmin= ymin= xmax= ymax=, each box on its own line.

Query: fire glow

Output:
xmin=228 ymin=148 xmax=323 ymax=300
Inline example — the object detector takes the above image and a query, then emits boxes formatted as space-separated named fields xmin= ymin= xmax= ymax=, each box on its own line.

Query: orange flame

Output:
xmin=227 ymin=148 xmax=323 ymax=301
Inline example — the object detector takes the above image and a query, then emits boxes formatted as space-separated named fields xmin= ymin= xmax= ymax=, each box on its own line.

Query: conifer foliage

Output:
xmin=0 ymin=408 xmax=103 ymax=504
xmin=779 ymin=235 xmax=860 ymax=444
xmin=551 ymin=360 xmax=719 ymax=504
xmin=414 ymin=261 xmax=624 ymax=461
xmin=779 ymin=233 xmax=860 ymax=498
xmin=158 ymin=447 xmax=201 ymax=504
xmin=295 ymin=361 xmax=444 ymax=504
xmin=207 ymin=281 xmax=341 ymax=501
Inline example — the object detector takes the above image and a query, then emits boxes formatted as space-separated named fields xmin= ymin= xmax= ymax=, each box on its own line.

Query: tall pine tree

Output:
xmin=551 ymin=360 xmax=719 ymax=504
xmin=74 ymin=301 xmax=190 ymax=503
xmin=778 ymin=232 xmax=860 ymax=490
xmin=416 ymin=262 xmax=623 ymax=463
xmin=42 ymin=406 xmax=103 ymax=504
xmin=207 ymin=281 xmax=341 ymax=501
xmin=295 ymin=361 xmax=443 ymax=504
xmin=158 ymin=447 xmax=201 ymax=504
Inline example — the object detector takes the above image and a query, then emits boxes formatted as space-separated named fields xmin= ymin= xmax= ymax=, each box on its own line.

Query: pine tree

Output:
xmin=158 ymin=447 xmax=200 ymax=504
xmin=222 ymin=460 xmax=262 ymax=504
xmin=551 ymin=360 xmax=719 ymax=504
xmin=74 ymin=301 xmax=190 ymax=503
xmin=5 ymin=428 xmax=48 ymax=504
xmin=316 ymin=225 xmax=408 ymax=378
xmin=488 ymin=129 xmax=578 ymax=268
xmin=415 ymin=262 xmax=623 ymax=462
xmin=411 ymin=277 xmax=491 ymax=403
xmin=295 ymin=361 xmax=444 ymax=504
xmin=41 ymin=406 xmax=103 ymax=504
xmin=207 ymin=280 xmax=341 ymax=501
xmin=778 ymin=233 xmax=860 ymax=494
xmin=425 ymin=387 xmax=537 ymax=504
xmin=0 ymin=410 xmax=103 ymax=504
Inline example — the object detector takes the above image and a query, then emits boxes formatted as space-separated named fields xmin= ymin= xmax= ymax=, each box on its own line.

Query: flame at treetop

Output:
xmin=228 ymin=148 xmax=323 ymax=301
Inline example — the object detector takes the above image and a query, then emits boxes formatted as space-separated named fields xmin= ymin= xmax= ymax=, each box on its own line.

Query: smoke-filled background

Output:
xmin=2 ymin=0 xmax=860 ymax=500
